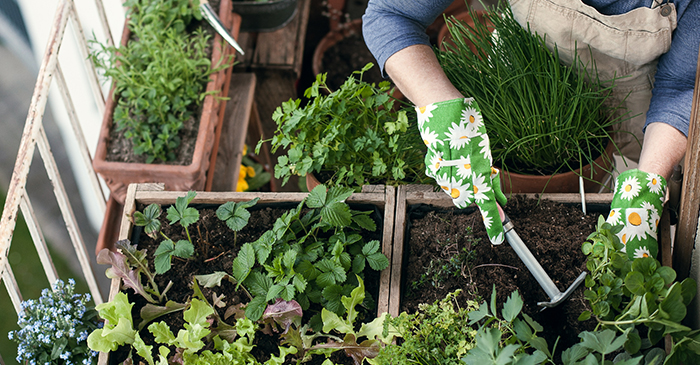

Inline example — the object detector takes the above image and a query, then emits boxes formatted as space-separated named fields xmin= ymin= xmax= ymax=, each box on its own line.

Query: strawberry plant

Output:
xmin=230 ymin=184 xmax=389 ymax=321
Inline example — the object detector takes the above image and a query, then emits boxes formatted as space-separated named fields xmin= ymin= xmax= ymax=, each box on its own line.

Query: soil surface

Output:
xmin=110 ymin=201 xmax=382 ymax=365
xmin=400 ymin=195 xmax=605 ymax=353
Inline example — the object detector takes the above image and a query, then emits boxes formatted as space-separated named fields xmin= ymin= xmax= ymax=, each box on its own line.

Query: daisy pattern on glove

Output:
xmin=607 ymin=169 xmax=667 ymax=260
xmin=446 ymin=121 xmax=474 ymax=149
xmin=416 ymin=104 xmax=438 ymax=129
xmin=416 ymin=97 xmax=507 ymax=246
xmin=456 ymin=155 xmax=472 ymax=180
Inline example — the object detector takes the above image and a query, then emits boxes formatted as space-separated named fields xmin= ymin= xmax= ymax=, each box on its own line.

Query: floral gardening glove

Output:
xmin=417 ymin=97 xmax=507 ymax=245
xmin=606 ymin=169 xmax=666 ymax=259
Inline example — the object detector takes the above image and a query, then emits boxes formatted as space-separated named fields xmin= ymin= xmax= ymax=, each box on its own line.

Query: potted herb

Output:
xmin=89 ymin=184 xmax=396 ymax=364
xmin=260 ymin=63 xmax=430 ymax=191
xmin=91 ymin=0 xmax=238 ymax=204
xmin=437 ymin=5 xmax=628 ymax=193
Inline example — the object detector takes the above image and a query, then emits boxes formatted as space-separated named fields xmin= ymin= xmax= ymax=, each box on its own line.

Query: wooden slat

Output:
xmin=19 ymin=194 xmax=59 ymax=285
xmin=673 ymin=48 xmax=700 ymax=280
xmin=68 ymin=1 xmax=106 ymax=115
xmin=377 ymin=185 xmax=395 ymax=316
xmin=2 ymin=265 xmax=23 ymax=314
xmin=93 ymin=0 xmax=115 ymax=47
xmin=54 ymin=61 xmax=107 ymax=213
xmin=210 ymin=73 xmax=257 ymax=192
xmin=388 ymin=185 xmax=407 ymax=317
xmin=0 ymin=0 xmax=70 ymax=290
xmin=36 ymin=126 xmax=103 ymax=304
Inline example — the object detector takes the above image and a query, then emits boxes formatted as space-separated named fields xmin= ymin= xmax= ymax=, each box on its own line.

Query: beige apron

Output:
xmin=509 ymin=0 xmax=677 ymax=163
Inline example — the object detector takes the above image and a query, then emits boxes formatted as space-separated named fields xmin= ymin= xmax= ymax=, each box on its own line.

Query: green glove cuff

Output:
xmin=416 ymin=97 xmax=505 ymax=245
xmin=606 ymin=169 xmax=667 ymax=259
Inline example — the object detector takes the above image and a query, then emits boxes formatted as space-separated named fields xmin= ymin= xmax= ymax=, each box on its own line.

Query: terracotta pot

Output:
xmin=311 ymin=18 xmax=405 ymax=102
xmin=92 ymin=1 xmax=239 ymax=205
xmin=305 ymin=172 xmax=321 ymax=192
xmin=437 ymin=10 xmax=494 ymax=54
xmin=499 ymin=141 xmax=615 ymax=194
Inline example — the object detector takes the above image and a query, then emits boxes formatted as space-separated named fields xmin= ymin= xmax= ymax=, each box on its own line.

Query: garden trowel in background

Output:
xmin=501 ymin=212 xmax=587 ymax=308
xmin=199 ymin=0 xmax=245 ymax=56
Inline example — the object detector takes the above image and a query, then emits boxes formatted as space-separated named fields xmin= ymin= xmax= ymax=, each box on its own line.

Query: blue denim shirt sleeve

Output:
xmin=362 ymin=0 xmax=454 ymax=77
xmin=363 ymin=0 xmax=699 ymax=136
xmin=645 ymin=0 xmax=699 ymax=137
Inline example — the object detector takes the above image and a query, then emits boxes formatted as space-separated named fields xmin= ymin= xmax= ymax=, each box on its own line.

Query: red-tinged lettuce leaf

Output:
xmin=263 ymin=298 xmax=303 ymax=334
xmin=97 ymin=248 xmax=154 ymax=303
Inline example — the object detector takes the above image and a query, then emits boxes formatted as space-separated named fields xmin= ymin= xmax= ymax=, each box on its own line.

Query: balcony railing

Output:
xmin=0 ymin=0 xmax=114 ymax=314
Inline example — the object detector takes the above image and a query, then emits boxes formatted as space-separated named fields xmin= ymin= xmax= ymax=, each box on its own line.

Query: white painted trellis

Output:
xmin=0 ymin=0 xmax=114 ymax=315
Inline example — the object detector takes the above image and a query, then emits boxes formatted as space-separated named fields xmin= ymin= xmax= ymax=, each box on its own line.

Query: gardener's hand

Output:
xmin=417 ymin=97 xmax=507 ymax=245
xmin=606 ymin=169 xmax=666 ymax=259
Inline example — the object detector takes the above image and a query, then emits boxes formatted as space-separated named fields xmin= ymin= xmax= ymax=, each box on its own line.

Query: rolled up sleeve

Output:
xmin=362 ymin=0 xmax=454 ymax=76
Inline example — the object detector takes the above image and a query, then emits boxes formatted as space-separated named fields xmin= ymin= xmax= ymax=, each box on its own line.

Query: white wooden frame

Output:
xmin=0 ymin=0 xmax=113 ymax=315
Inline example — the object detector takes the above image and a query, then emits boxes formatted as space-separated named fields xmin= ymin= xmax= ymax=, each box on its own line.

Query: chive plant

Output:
xmin=437 ymin=5 xmax=629 ymax=176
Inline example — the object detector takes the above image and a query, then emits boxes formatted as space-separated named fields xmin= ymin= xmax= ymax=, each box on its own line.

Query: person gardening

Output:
xmin=362 ymin=0 xmax=698 ymax=259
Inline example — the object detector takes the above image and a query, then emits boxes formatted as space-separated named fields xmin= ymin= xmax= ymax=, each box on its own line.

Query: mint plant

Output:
xmin=259 ymin=63 xmax=429 ymax=189
xmin=90 ymin=0 xmax=233 ymax=163
xmin=230 ymin=185 xmax=389 ymax=321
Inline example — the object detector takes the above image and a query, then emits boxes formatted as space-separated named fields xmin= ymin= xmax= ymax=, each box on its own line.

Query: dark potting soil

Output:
xmin=110 ymin=202 xmax=381 ymax=365
xmin=401 ymin=195 xmax=603 ymax=353
xmin=321 ymin=31 xmax=387 ymax=92
xmin=105 ymin=0 xmax=222 ymax=166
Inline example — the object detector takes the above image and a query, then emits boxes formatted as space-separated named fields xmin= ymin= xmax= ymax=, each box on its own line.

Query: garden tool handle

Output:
xmin=199 ymin=0 xmax=245 ymax=56
xmin=499 ymin=210 xmax=587 ymax=307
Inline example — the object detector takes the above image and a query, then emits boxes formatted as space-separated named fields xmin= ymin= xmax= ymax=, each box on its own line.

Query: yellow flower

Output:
xmin=236 ymin=165 xmax=256 ymax=192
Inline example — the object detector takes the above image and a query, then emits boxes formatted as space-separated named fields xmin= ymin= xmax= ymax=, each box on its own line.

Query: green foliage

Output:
xmin=581 ymin=215 xmax=700 ymax=362
xmin=437 ymin=5 xmax=627 ymax=176
xmin=89 ymin=0 xmax=232 ymax=163
xmin=97 ymin=239 xmax=168 ymax=303
xmin=231 ymin=185 xmax=389 ymax=321
xmin=259 ymin=63 xmax=430 ymax=189
xmin=281 ymin=277 xmax=399 ymax=364
xmin=88 ymin=292 xmax=138 ymax=353
xmin=370 ymin=290 xmax=479 ymax=365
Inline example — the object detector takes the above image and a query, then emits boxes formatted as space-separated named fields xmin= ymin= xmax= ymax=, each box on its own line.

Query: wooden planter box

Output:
xmin=92 ymin=1 xmax=240 ymax=205
xmin=98 ymin=182 xmax=396 ymax=364
xmin=388 ymin=184 xmax=614 ymax=317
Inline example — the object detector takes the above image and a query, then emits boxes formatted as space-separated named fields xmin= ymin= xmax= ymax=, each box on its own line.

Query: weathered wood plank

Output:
xmin=210 ymin=73 xmax=257 ymax=192
xmin=252 ymin=0 xmax=311 ymax=76
xmin=378 ymin=185 xmax=395 ymax=316
xmin=673 ymin=49 xmax=700 ymax=280
xmin=389 ymin=185 xmax=407 ymax=317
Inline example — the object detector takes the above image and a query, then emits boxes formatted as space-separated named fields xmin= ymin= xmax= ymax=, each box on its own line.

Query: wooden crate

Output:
xmin=99 ymin=182 xmax=395 ymax=364
xmin=388 ymin=184 xmax=614 ymax=317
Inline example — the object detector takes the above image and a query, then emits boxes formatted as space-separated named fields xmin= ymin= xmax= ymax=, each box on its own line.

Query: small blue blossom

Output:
xmin=8 ymin=279 xmax=100 ymax=365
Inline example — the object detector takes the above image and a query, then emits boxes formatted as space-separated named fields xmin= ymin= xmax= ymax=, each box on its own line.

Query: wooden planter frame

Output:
xmin=92 ymin=1 xmax=239 ymax=205
xmin=98 ymin=182 xmax=396 ymax=364
xmin=388 ymin=184 xmax=617 ymax=317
